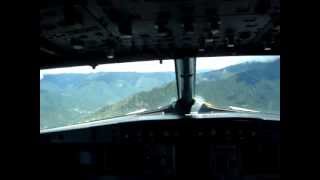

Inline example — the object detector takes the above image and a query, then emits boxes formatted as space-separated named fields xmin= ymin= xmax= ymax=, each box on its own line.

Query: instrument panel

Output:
xmin=41 ymin=118 xmax=279 ymax=144
xmin=40 ymin=118 xmax=280 ymax=178
xmin=112 ymin=119 xmax=260 ymax=144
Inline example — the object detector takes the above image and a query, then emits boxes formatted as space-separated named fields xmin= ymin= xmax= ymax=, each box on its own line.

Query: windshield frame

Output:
xmin=40 ymin=55 xmax=280 ymax=131
xmin=40 ymin=59 xmax=178 ymax=130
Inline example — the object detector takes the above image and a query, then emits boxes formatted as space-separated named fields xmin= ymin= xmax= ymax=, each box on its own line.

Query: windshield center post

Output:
xmin=174 ymin=57 xmax=196 ymax=114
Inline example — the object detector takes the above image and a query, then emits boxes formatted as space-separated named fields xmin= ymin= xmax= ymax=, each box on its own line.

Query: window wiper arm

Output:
xmin=227 ymin=106 xmax=260 ymax=113
xmin=198 ymin=102 xmax=235 ymax=113
xmin=127 ymin=104 xmax=175 ymax=116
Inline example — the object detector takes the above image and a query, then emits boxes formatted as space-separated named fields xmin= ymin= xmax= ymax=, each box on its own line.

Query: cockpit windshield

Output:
xmin=196 ymin=56 xmax=280 ymax=114
xmin=40 ymin=60 xmax=177 ymax=129
xmin=40 ymin=56 xmax=280 ymax=130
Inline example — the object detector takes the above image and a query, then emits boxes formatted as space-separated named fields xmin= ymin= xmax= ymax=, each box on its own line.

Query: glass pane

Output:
xmin=196 ymin=56 xmax=280 ymax=114
xmin=40 ymin=60 xmax=177 ymax=130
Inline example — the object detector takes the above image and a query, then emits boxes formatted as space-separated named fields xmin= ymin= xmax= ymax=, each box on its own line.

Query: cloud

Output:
xmin=196 ymin=55 xmax=279 ymax=70
xmin=40 ymin=56 xmax=280 ymax=76
xmin=40 ymin=60 xmax=175 ymax=76
xmin=40 ymin=72 xmax=44 ymax=80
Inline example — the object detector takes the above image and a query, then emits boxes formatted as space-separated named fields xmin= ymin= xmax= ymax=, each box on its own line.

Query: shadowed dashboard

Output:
xmin=40 ymin=115 xmax=279 ymax=179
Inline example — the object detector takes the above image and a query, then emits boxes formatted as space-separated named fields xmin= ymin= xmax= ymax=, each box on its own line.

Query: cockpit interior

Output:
xmin=40 ymin=0 xmax=280 ymax=179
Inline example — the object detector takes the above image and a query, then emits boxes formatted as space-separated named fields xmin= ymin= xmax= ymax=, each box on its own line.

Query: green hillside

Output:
xmin=40 ymin=72 xmax=176 ymax=129
xmin=197 ymin=60 xmax=280 ymax=113
xmin=87 ymin=60 xmax=280 ymax=121
xmin=83 ymin=82 xmax=177 ymax=121
xmin=40 ymin=60 xmax=280 ymax=129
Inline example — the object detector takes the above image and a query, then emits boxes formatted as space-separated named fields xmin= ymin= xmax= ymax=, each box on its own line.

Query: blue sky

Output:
xmin=40 ymin=55 xmax=279 ymax=80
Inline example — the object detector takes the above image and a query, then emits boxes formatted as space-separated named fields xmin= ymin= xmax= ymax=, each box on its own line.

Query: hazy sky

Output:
xmin=40 ymin=55 xmax=279 ymax=80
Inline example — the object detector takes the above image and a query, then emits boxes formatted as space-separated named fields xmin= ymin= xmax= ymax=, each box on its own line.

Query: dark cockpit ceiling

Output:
xmin=40 ymin=0 xmax=280 ymax=69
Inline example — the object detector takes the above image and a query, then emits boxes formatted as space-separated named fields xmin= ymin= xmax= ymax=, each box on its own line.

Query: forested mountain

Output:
xmin=40 ymin=72 xmax=175 ymax=128
xmin=40 ymin=59 xmax=280 ymax=129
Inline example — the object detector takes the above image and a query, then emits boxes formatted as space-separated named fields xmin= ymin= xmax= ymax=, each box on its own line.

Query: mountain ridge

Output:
xmin=40 ymin=60 xmax=280 ymax=129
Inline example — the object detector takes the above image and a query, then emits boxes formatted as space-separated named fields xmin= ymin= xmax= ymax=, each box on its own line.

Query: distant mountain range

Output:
xmin=40 ymin=59 xmax=280 ymax=129
xmin=196 ymin=60 xmax=280 ymax=112
xmin=40 ymin=72 xmax=175 ymax=128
